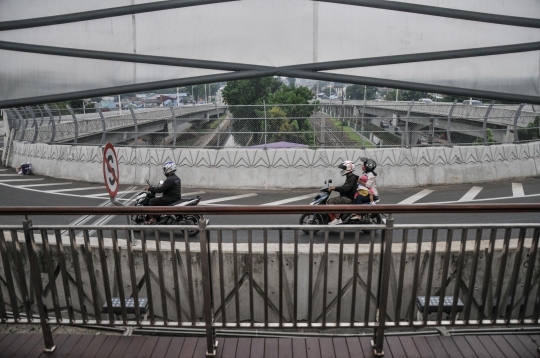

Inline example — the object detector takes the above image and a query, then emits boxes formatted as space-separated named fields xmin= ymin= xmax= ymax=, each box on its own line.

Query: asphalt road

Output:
xmin=1 ymin=165 xmax=539 ymax=243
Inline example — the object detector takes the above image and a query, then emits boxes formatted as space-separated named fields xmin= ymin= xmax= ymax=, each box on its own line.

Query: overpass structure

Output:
xmin=1 ymin=1 xmax=540 ymax=356
xmin=3 ymin=104 xmax=226 ymax=146
xmin=320 ymin=100 xmax=538 ymax=145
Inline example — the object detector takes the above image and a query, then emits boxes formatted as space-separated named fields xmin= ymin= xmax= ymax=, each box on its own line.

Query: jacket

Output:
xmin=335 ymin=173 xmax=359 ymax=200
xmin=149 ymin=173 xmax=181 ymax=200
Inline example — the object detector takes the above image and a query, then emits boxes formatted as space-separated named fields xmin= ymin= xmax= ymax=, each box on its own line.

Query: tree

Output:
xmin=385 ymin=89 xmax=429 ymax=101
xmin=517 ymin=116 xmax=540 ymax=141
xmin=68 ymin=99 xmax=84 ymax=109
xmin=346 ymin=85 xmax=377 ymax=100
xmin=474 ymin=128 xmax=496 ymax=145
xmin=222 ymin=78 xmax=275 ymax=145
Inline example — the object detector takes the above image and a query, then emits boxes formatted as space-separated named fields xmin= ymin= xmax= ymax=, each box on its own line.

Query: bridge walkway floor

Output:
xmin=0 ymin=332 xmax=538 ymax=357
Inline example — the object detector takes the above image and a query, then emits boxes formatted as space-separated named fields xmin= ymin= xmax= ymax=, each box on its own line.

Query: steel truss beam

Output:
xmin=1 ymin=40 xmax=540 ymax=108
xmin=0 ymin=0 xmax=239 ymax=32
xmin=316 ymin=0 xmax=540 ymax=29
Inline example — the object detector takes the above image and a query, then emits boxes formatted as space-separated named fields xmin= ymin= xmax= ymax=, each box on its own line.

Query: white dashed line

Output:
xmin=458 ymin=186 xmax=483 ymax=202
xmin=262 ymin=194 xmax=315 ymax=205
xmin=0 ymin=174 xmax=22 ymax=176
xmin=182 ymin=191 xmax=206 ymax=197
xmin=17 ymin=182 xmax=73 ymax=188
xmin=46 ymin=186 xmax=104 ymax=193
xmin=398 ymin=189 xmax=434 ymax=204
xmin=201 ymin=193 xmax=257 ymax=204
xmin=512 ymin=183 xmax=525 ymax=197
xmin=0 ymin=179 xmax=44 ymax=182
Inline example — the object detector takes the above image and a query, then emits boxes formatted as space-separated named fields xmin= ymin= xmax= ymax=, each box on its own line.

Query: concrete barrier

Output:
xmin=6 ymin=141 xmax=540 ymax=189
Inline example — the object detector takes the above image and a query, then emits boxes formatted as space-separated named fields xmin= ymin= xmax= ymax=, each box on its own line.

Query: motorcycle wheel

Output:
xmin=299 ymin=214 xmax=325 ymax=234
xmin=183 ymin=214 xmax=201 ymax=236
xmin=361 ymin=213 xmax=382 ymax=233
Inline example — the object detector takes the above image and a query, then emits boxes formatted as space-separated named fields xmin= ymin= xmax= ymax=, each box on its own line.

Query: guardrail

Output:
xmin=0 ymin=204 xmax=539 ymax=356
xmin=5 ymin=103 xmax=539 ymax=148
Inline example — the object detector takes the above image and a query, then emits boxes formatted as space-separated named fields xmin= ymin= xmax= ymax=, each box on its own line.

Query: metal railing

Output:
xmin=0 ymin=204 xmax=539 ymax=356
xmin=4 ymin=103 xmax=539 ymax=149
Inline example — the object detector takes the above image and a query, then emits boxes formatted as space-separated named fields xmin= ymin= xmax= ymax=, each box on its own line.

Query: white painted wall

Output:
xmin=7 ymin=141 xmax=540 ymax=189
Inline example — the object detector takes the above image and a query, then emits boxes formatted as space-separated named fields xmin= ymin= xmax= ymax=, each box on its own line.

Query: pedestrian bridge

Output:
xmin=0 ymin=204 xmax=538 ymax=356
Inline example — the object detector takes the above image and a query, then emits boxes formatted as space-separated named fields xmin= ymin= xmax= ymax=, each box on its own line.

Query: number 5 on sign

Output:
xmin=102 ymin=143 xmax=119 ymax=198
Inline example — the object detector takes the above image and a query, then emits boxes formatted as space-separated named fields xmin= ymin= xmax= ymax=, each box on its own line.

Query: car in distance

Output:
xmin=416 ymin=137 xmax=428 ymax=146
xmin=462 ymin=100 xmax=483 ymax=106
xmin=417 ymin=98 xmax=433 ymax=104
xmin=394 ymin=127 xmax=402 ymax=136
xmin=380 ymin=121 xmax=389 ymax=128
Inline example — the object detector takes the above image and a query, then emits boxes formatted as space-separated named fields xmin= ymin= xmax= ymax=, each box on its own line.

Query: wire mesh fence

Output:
xmin=4 ymin=101 xmax=539 ymax=148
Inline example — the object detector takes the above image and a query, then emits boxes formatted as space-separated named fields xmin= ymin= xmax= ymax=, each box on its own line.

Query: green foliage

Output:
xmin=68 ymin=99 xmax=84 ymax=109
xmin=517 ymin=116 xmax=540 ymax=141
xmin=346 ymin=85 xmax=377 ymax=100
xmin=473 ymin=128 xmax=496 ymax=145
xmin=385 ymin=89 xmax=429 ymax=101
xmin=222 ymin=78 xmax=275 ymax=145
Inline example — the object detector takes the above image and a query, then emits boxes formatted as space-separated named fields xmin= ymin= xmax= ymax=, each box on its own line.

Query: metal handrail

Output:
xmin=0 ymin=207 xmax=539 ymax=356
xmin=0 ymin=203 xmax=539 ymax=215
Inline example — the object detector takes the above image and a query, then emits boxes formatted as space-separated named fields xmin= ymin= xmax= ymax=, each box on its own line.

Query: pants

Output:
xmin=356 ymin=195 xmax=371 ymax=204
xmin=148 ymin=196 xmax=178 ymax=206
xmin=327 ymin=196 xmax=353 ymax=219
xmin=327 ymin=196 xmax=353 ymax=205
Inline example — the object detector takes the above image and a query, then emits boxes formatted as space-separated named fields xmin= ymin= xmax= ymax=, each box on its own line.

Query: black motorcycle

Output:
xmin=299 ymin=179 xmax=382 ymax=234
xmin=131 ymin=181 xmax=204 ymax=236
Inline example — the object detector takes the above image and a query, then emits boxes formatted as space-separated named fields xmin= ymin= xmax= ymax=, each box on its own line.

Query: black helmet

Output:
xmin=363 ymin=158 xmax=377 ymax=172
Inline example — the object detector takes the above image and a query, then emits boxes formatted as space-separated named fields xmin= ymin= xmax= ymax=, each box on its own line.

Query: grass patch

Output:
xmin=328 ymin=118 xmax=375 ymax=148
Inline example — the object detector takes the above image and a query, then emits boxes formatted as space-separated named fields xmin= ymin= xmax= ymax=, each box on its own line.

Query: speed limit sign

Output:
xmin=102 ymin=143 xmax=119 ymax=198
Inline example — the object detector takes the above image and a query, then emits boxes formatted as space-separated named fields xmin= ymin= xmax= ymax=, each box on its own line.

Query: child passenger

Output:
xmin=351 ymin=175 xmax=375 ymax=221
xmin=355 ymin=175 xmax=375 ymax=205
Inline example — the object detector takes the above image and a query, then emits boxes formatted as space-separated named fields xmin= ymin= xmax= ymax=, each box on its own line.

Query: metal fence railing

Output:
xmin=0 ymin=204 xmax=539 ymax=356
xmin=4 ymin=102 xmax=539 ymax=149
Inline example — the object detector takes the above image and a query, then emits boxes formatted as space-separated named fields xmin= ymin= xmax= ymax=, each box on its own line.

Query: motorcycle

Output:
xmin=131 ymin=181 xmax=204 ymax=236
xmin=299 ymin=179 xmax=382 ymax=234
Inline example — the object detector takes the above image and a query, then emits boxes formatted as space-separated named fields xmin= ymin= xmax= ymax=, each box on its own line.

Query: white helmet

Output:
xmin=338 ymin=160 xmax=355 ymax=176
xmin=163 ymin=161 xmax=177 ymax=175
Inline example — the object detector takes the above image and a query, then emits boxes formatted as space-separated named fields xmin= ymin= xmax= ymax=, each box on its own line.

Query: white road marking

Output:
xmin=417 ymin=192 xmax=540 ymax=205
xmin=17 ymin=182 xmax=73 ymax=188
xmin=0 ymin=179 xmax=44 ymax=182
xmin=512 ymin=182 xmax=525 ymax=197
xmin=398 ymin=189 xmax=434 ymax=204
xmin=0 ymin=174 xmax=21 ymax=176
xmin=46 ymin=186 xmax=104 ymax=193
xmin=458 ymin=186 xmax=483 ymax=202
xmin=262 ymin=194 xmax=315 ymax=206
xmin=182 ymin=191 xmax=206 ymax=197
xmin=0 ymin=180 xmax=106 ymax=199
xmin=201 ymin=193 xmax=257 ymax=204
xmin=0 ymin=169 xmax=7 ymax=171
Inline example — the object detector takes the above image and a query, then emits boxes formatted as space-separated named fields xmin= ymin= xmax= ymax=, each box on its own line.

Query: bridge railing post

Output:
xmin=129 ymin=107 xmax=138 ymax=143
xmin=372 ymin=215 xmax=394 ymax=357
xmin=199 ymin=217 xmax=217 ymax=357
xmin=66 ymin=105 xmax=79 ymax=144
xmin=22 ymin=219 xmax=56 ymax=353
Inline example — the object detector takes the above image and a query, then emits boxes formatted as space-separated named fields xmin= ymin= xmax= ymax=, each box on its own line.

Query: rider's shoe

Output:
xmin=328 ymin=218 xmax=342 ymax=225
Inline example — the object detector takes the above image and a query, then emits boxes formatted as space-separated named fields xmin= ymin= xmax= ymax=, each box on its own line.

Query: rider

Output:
xmin=361 ymin=157 xmax=379 ymax=202
xmin=144 ymin=161 xmax=181 ymax=224
xmin=328 ymin=160 xmax=359 ymax=225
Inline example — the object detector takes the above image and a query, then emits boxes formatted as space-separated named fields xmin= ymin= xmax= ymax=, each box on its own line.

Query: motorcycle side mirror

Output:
xmin=329 ymin=179 xmax=332 ymax=184
xmin=324 ymin=180 xmax=327 ymax=184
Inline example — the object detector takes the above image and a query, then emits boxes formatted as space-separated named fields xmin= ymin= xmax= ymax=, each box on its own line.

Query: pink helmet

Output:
xmin=360 ymin=175 xmax=368 ymax=182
